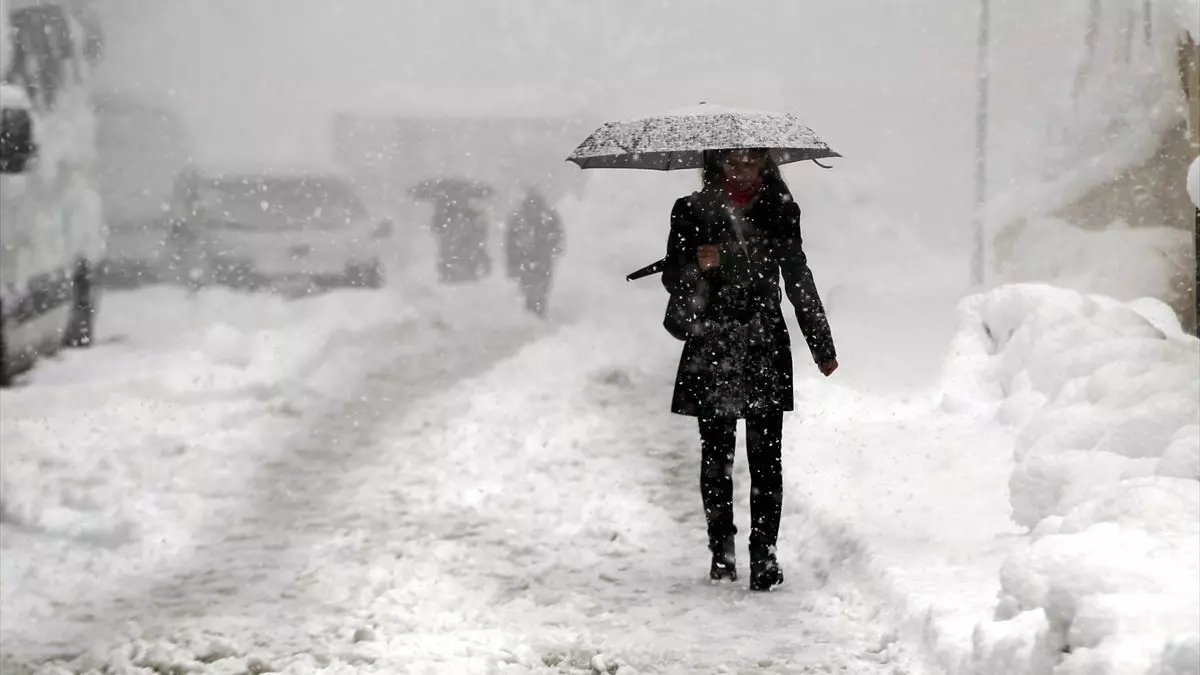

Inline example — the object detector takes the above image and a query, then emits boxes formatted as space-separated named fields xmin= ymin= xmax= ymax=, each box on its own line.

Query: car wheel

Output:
xmin=63 ymin=259 xmax=97 ymax=348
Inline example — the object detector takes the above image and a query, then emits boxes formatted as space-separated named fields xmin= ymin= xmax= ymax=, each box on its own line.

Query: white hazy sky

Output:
xmin=90 ymin=0 xmax=1111 ymax=246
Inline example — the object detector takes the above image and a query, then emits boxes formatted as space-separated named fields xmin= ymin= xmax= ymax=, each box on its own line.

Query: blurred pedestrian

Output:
xmin=505 ymin=185 xmax=564 ymax=317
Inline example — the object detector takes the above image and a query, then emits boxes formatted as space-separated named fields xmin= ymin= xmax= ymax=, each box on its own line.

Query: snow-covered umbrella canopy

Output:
xmin=566 ymin=103 xmax=840 ymax=171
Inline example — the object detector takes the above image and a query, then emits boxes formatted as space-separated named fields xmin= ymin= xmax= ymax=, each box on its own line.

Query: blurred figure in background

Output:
xmin=411 ymin=177 xmax=494 ymax=284
xmin=505 ymin=185 xmax=564 ymax=318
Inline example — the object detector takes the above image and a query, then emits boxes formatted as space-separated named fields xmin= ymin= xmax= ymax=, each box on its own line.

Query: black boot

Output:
xmin=709 ymin=536 xmax=737 ymax=582
xmin=749 ymin=544 xmax=783 ymax=591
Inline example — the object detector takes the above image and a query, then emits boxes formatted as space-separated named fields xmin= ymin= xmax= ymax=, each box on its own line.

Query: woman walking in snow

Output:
xmin=661 ymin=148 xmax=838 ymax=591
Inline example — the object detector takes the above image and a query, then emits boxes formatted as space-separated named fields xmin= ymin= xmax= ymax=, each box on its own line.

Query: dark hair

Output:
xmin=700 ymin=149 xmax=788 ymax=194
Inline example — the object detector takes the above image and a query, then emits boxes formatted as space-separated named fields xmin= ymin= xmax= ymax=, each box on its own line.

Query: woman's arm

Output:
xmin=776 ymin=202 xmax=837 ymax=364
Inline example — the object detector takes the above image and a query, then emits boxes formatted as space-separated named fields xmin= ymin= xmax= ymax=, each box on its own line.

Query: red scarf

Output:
xmin=722 ymin=176 xmax=762 ymax=208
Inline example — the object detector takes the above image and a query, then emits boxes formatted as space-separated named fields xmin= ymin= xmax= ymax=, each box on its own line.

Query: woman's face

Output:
xmin=719 ymin=150 xmax=768 ymax=187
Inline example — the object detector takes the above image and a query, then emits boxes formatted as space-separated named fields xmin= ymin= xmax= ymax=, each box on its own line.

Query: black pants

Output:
xmin=698 ymin=412 xmax=784 ymax=552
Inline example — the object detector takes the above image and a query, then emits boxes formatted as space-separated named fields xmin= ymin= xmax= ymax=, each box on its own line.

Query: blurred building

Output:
xmin=989 ymin=2 xmax=1199 ymax=334
xmin=329 ymin=85 xmax=590 ymax=219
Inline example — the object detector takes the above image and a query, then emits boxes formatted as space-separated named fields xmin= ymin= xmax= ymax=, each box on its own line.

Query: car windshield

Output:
xmin=192 ymin=175 xmax=367 ymax=228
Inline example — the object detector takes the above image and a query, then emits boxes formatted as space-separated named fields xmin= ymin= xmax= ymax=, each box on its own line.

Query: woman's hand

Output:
xmin=818 ymin=359 xmax=838 ymax=377
xmin=697 ymin=245 xmax=720 ymax=271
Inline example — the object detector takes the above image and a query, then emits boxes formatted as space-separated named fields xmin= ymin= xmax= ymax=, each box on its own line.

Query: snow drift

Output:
xmin=941 ymin=283 xmax=1199 ymax=675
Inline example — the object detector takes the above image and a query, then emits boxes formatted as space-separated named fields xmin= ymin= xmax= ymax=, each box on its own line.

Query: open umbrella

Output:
xmin=565 ymin=103 xmax=840 ymax=279
xmin=566 ymin=103 xmax=840 ymax=171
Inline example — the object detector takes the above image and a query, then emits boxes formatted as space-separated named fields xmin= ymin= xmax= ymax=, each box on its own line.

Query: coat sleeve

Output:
xmin=775 ymin=201 xmax=837 ymax=364
xmin=662 ymin=197 xmax=701 ymax=296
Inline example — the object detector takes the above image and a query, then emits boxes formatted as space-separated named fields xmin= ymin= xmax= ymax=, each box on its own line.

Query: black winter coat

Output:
xmin=662 ymin=183 xmax=836 ymax=418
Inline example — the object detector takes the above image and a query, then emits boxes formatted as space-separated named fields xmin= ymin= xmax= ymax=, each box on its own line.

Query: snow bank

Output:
xmin=65 ymin=286 xmax=401 ymax=395
xmin=941 ymin=284 xmax=1200 ymax=675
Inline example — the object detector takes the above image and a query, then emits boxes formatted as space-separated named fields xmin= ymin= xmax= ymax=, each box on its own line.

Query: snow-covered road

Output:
xmin=1 ymin=276 xmax=927 ymax=674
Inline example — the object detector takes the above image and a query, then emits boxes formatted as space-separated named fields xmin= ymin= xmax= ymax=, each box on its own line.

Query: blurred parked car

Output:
xmin=1 ymin=0 xmax=107 ymax=387
xmin=166 ymin=167 xmax=393 ymax=295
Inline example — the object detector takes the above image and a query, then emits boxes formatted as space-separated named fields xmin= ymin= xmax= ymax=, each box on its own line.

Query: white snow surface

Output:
xmin=935 ymin=285 xmax=1199 ymax=675
xmin=2 ymin=167 xmax=1196 ymax=675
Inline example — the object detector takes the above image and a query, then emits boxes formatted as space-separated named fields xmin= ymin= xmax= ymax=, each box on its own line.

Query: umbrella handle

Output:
xmin=626 ymin=258 xmax=666 ymax=281
xmin=812 ymin=159 xmax=834 ymax=169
